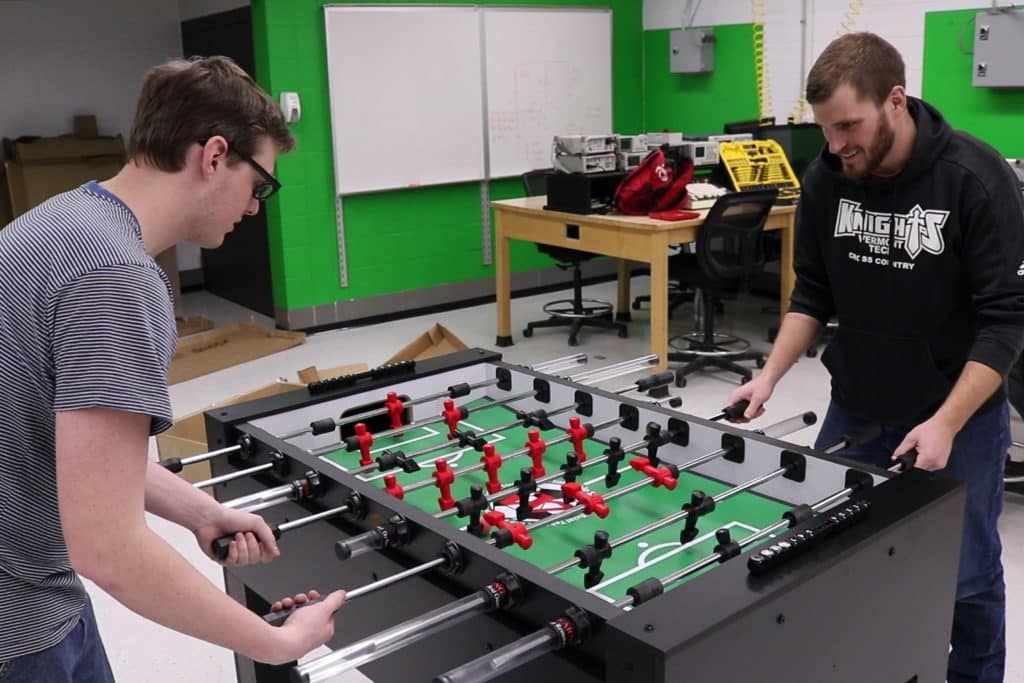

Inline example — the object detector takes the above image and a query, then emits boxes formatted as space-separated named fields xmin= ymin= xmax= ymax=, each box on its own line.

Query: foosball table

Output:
xmin=179 ymin=349 xmax=966 ymax=683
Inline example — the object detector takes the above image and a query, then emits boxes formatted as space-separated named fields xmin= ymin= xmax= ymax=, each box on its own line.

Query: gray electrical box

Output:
xmin=670 ymin=27 xmax=714 ymax=74
xmin=972 ymin=9 xmax=1024 ymax=87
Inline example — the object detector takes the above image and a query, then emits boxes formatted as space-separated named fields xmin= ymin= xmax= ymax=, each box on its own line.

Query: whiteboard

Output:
xmin=483 ymin=7 xmax=612 ymax=178
xmin=324 ymin=6 xmax=486 ymax=195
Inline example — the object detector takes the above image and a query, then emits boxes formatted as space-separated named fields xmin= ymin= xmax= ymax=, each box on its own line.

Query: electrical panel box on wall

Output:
xmin=670 ymin=28 xmax=714 ymax=74
xmin=973 ymin=10 xmax=1024 ymax=88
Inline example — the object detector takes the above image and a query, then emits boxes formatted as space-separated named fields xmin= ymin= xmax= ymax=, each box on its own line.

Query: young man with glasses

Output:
xmin=0 ymin=56 xmax=344 ymax=681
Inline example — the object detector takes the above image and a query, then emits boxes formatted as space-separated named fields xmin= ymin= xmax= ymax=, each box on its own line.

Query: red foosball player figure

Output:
xmin=432 ymin=458 xmax=456 ymax=511
xmin=384 ymin=391 xmax=405 ymax=433
xmin=524 ymin=429 xmax=547 ymax=477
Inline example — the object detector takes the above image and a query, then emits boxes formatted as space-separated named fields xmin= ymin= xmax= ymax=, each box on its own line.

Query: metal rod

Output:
xmin=503 ymin=411 xmax=813 ymax=544
xmin=394 ymin=401 xmax=580 ymax=493
xmin=435 ymin=416 xmax=625 ymax=521
xmin=528 ymin=353 xmax=587 ymax=373
xmin=642 ymin=476 xmax=872 ymax=597
xmin=434 ymin=628 xmax=560 ymax=683
xmin=345 ymin=389 xmax=539 ymax=476
xmin=176 ymin=443 xmax=242 ymax=467
xmin=283 ymin=377 xmax=505 ymax=441
xmin=345 ymin=557 xmax=447 ymax=600
xmin=276 ymin=505 xmax=350 ymax=534
xmin=192 ymin=462 xmax=273 ymax=489
xmin=285 ymin=355 xmax=584 ymax=442
xmin=545 ymin=411 xmax=815 ymax=574
xmin=222 ymin=482 xmax=294 ymax=512
xmin=295 ymin=592 xmax=492 ymax=681
xmin=307 ymin=387 xmax=536 ymax=456
xmin=568 ymin=355 xmax=657 ymax=382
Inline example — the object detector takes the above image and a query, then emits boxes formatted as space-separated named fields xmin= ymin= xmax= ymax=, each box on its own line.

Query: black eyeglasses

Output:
xmin=197 ymin=138 xmax=281 ymax=201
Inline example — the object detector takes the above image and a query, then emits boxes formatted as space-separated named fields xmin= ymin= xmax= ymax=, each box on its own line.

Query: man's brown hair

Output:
xmin=128 ymin=56 xmax=294 ymax=172
xmin=806 ymin=32 xmax=906 ymax=106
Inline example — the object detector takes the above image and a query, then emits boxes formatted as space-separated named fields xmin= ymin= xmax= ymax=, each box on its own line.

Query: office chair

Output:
xmin=668 ymin=189 xmax=778 ymax=382
xmin=520 ymin=169 xmax=628 ymax=346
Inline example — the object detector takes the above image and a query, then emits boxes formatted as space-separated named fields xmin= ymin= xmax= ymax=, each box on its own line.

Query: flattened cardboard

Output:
xmin=175 ymin=315 xmax=215 ymax=337
xmin=168 ymin=322 xmax=306 ymax=385
xmin=385 ymin=323 xmax=468 ymax=364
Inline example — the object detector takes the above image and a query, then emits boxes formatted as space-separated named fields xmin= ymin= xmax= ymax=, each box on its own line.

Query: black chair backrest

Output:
xmin=696 ymin=189 xmax=778 ymax=287
xmin=522 ymin=169 xmax=555 ymax=197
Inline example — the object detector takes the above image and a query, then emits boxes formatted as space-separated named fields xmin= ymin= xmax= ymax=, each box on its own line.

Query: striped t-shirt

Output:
xmin=0 ymin=182 xmax=176 ymax=661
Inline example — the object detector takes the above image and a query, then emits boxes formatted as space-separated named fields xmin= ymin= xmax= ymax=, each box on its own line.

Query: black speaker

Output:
xmin=544 ymin=170 xmax=626 ymax=214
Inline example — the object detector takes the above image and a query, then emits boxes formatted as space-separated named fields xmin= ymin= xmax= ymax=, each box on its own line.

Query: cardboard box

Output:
xmin=73 ymin=115 xmax=99 ymax=139
xmin=6 ymin=157 xmax=124 ymax=217
xmin=3 ymin=134 xmax=126 ymax=162
xmin=155 ymin=380 xmax=306 ymax=484
xmin=2 ymin=133 xmax=126 ymax=220
xmin=385 ymin=323 xmax=468 ymax=364
xmin=169 ymin=321 xmax=307 ymax=385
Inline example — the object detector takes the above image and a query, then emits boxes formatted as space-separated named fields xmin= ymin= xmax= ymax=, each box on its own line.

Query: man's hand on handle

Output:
xmin=264 ymin=589 xmax=347 ymax=665
xmin=727 ymin=374 xmax=777 ymax=422
xmin=195 ymin=506 xmax=281 ymax=566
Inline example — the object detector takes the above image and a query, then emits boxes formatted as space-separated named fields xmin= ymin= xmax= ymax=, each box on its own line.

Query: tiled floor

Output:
xmin=87 ymin=278 xmax=1024 ymax=682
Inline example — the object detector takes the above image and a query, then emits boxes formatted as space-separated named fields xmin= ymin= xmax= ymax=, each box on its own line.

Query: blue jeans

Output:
xmin=816 ymin=400 xmax=1007 ymax=683
xmin=0 ymin=599 xmax=115 ymax=683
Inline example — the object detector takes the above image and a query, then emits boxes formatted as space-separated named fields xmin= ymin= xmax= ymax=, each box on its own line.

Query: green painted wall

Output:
xmin=251 ymin=0 xmax=642 ymax=312
xmin=923 ymin=9 xmax=1024 ymax=158
xmin=643 ymin=24 xmax=760 ymax=137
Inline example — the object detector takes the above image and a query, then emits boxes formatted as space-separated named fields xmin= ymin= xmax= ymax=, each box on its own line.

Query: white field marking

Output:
xmin=583 ymin=466 xmax=629 ymax=489
xmin=368 ymin=425 xmax=441 ymax=454
xmin=589 ymin=521 xmax=758 ymax=596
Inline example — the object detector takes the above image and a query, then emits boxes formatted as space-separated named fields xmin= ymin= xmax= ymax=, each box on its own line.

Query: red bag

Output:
xmin=614 ymin=147 xmax=696 ymax=217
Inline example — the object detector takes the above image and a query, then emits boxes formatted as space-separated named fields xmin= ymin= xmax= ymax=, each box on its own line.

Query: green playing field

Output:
xmin=317 ymin=398 xmax=790 ymax=603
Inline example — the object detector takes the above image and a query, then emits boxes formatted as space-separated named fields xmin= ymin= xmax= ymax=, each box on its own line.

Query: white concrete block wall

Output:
xmin=645 ymin=0 xmax=999 ymax=122
xmin=0 ymin=0 xmax=183 ymax=141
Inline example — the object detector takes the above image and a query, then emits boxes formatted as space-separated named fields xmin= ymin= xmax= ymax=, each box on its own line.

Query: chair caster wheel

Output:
xmin=742 ymin=372 xmax=753 ymax=384
xmin=522 ymin=328 xmax=533 ymax=338
xmin=568 ymin=337 xmax=579 ymax=346
xmin=632 ymin=300 xmax=641 ymax=310
xmin=675 ymin=375 xmax=687 ymax=388
xmin=755 ymin=358 xmax=766 ymax=368
xmin=617 ymin=328 xmax=628 ymax=338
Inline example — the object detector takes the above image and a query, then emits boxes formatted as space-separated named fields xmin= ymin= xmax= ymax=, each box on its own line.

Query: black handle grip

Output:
xmin=161 ymin=458 xmax=183 ymax=473
xmin=635 ymin=371 xmax=675 ymax=392
xmin=719 ymin=400 xmax=750 ymax=421
xmin=212 ymin=535 xmax=233 ymax=560
xmin=212 ymin=526 xmax=282 ymax=560
xmin=310 ymin=418 xmax=336 ymax=436
xmin=894 ymin=449 xmax=918 ymax=472
xmin=263 ymin=596 xmax=326 ymax=627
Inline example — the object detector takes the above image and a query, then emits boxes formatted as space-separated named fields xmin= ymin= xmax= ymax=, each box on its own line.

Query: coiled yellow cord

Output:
xmin=837 ymin=0 xmax=864 ymax=36
xmin=751 ymin=0 xmax=772 ymax=120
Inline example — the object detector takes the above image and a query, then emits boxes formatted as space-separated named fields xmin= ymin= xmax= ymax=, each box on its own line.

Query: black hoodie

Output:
xmin=790 ymin=97 xmax=1024 ymax=427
